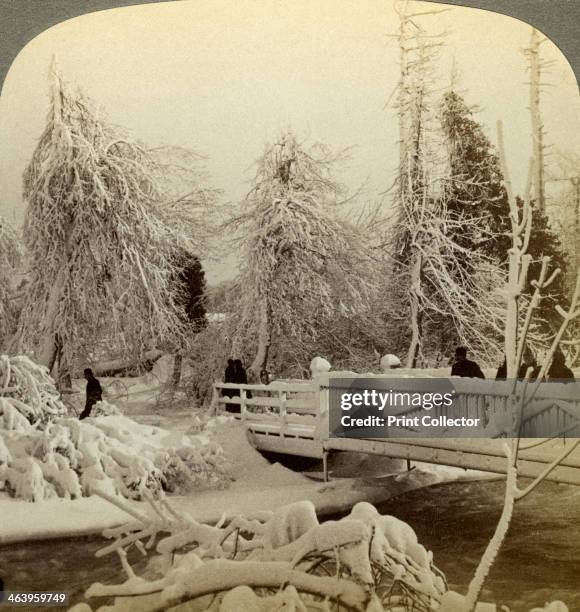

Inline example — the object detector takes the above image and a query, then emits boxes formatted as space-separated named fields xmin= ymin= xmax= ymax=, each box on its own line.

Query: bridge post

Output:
xmin=209 ymin=383 xmax=219 ymax=416
xmin=323 ymin=448 xmax=329 ymax=482
xmin=279 ymin=389 xmax=287 ymax=438
xmin=240 ymin=388 xmax=247 ymax=422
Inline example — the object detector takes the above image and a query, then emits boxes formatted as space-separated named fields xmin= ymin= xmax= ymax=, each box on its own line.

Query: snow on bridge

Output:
xmin=211 ymin=371 xmax=580 ymax=486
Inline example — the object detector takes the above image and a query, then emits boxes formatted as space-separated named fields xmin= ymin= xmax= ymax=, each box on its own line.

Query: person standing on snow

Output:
xmin=451 ymin=346 xmax=485 ymax=379
xmin=223 ymin=358 xmax=236 ymax=398
xmin=79 ymin=368 xmax=103 ymax=419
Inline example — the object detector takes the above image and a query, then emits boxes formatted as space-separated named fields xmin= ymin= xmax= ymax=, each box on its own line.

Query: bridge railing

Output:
xmin=321 ymin=372 xmax=580 ymax=438
xmin=211 ymin=375 xmax=580 ymax=440
xmin=211 ymin=381 xmax=319 ymax=436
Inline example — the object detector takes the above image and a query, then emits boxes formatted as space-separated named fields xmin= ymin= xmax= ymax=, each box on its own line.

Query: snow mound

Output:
xmin=0 ymin=356 xmax=232 ymax=501
xmin=1 ymin=413 xmax=232 ymax=501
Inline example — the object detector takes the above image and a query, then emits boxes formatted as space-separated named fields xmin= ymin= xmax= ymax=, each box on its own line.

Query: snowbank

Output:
xmin=1 ymin=412 xmax=231 ymax=502
xmin=0 ymin=420 xmax=486 ymax=545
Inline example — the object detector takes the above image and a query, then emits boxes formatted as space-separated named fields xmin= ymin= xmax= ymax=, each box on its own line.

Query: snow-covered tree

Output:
xmin=228 ymin=132 xmax=375 ymax=381
xmin=0 ymin=216 xmax=22 ymax=350
xmin=18 ymin=64 xmax=208 ymax=381
xmin=389 ymin=5 xmax=504 ymax=366
xmin=441 ymin=91 xmax=568 ymax=335
xmin=440 ymin=90 xmax=511 ymax=257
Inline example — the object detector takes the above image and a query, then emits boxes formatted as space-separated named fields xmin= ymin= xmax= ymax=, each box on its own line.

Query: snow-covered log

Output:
xmin=91 ymin=350 xmax=163 ymax=377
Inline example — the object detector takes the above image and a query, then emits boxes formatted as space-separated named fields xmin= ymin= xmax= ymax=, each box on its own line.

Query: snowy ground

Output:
xmin=0 ymin=414 xmax=486 ymax=545
xmin=0 ymin=357 xmax=493 ymax=545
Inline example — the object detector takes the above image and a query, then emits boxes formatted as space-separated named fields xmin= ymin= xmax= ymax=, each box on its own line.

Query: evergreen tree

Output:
xmin=170 ymin=251 xmax=207 ymax=387
xmin=440 ymin=91 xmax=568 ymax=338
xmin=525 ymin=203 xmax=569 ymax=327
xmin=175 ymin=251 xmax=207 ymax=330
xmin=440 ymin=90 xmax=511 ymax=257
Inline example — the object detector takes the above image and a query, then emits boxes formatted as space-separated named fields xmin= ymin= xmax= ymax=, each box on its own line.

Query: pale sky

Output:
xmin=0 ymin=0 xmax=578 ymax=284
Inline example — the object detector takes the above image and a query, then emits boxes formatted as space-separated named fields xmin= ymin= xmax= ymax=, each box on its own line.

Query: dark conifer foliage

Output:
xmin=175 ymin=251 xmax=207 ymax=332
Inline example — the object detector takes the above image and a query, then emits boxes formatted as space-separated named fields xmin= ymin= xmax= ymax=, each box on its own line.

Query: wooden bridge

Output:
xmin=211 ymin=372 xmax=580 ymax=486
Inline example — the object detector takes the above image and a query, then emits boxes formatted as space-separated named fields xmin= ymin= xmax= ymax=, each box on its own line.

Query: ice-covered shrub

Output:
xmin=74 ymin=497 xmax=446 ymax=612
xmin=0 ymin=355 xmax=232 ymax=501
xmin=0 ymin=354 xmax=67 ymax=428
xmin=1 ymin=413 xmax=232 ymax=502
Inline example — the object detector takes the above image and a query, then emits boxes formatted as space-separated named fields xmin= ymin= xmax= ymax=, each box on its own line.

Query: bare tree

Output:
xmin=390 ymin=3 xmax=503 ymax=366
xmin=524 ymin=27 xmax=551 ymax=213
xmin=392 ymin=1 xmax=444 ymax=367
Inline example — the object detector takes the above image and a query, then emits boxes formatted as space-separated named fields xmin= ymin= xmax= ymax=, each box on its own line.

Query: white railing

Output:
xmin=211 ymin=374 xmax=580 ymax=441
xmin=211 ymin=381 xmax=319 ymax=437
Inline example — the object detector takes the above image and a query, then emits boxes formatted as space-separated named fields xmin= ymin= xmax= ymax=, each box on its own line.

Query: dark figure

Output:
xmin=234 ymin=359 xmax=248 ymax=384
xmin=79 ymin=368 xmax=102 ymax=420
xmin=548 ymin=348 xmax=575 ymax=382
xmin=260 ymin=368 xmax=271 ymax=384
xmin=451 ymin=346 xmax=485 ymax=379
xmin=496 ymin=347 xmax=541 ymax=380
xmin=223 ymin=359 xmax=236 ymax=399
xmin=234 ymin=359 xmax=251 ymax=400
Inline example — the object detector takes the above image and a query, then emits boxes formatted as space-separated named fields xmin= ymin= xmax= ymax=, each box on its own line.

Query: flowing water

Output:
xmin=377 ymin=479 xmax=580 ymax=610
xmin=1 ymin=480 xmax=579 ymax=611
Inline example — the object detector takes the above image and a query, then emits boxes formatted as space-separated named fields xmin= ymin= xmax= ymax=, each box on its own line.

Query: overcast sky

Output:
xmin=0 ymin=0 xmax=578 ymax=283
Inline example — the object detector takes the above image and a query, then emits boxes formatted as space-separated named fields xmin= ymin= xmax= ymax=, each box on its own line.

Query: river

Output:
xmin=377 ymin=479 xmax=580 ymax=610
xmin=2 ymin=480 xmax=579 ymax=611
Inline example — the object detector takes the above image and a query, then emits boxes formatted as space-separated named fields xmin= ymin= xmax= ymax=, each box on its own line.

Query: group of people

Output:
xmin=222 ymin=359 xmax=249 ymax=413
xmin=223 ymin=359 xmax=249 ymax=393
xmin=451 ymin=345 xmax=575 ymax=381
xmin=77 ymin=344 xmax=574 ymax=422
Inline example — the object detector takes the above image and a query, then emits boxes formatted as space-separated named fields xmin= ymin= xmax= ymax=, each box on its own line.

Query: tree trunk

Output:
xmin=172 ymin=353 xmax=183 ymax=387
xmin=249 ymin=299 xmax=271 ymax=383
xmin=504 ymin=249 xmax=519 ymax=379
xmin=37 ymin=230 xmax=73 ymax=370
xmin=528 ymin=28 xmax=545 ymax=212
xmin=465 ymin=449 xmax=517 ymax=610
xmin=92 ymin=349 xmax=163 ymax=377
xmin=54 ymin=336 xmax=72 ymax=390
xmin=405 ymin=253 xmax=423 ymax=368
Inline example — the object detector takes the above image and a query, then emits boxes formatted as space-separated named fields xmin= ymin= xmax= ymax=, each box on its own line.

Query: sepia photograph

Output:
xmin=0 ymin=1 xmax=579 ymax=610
